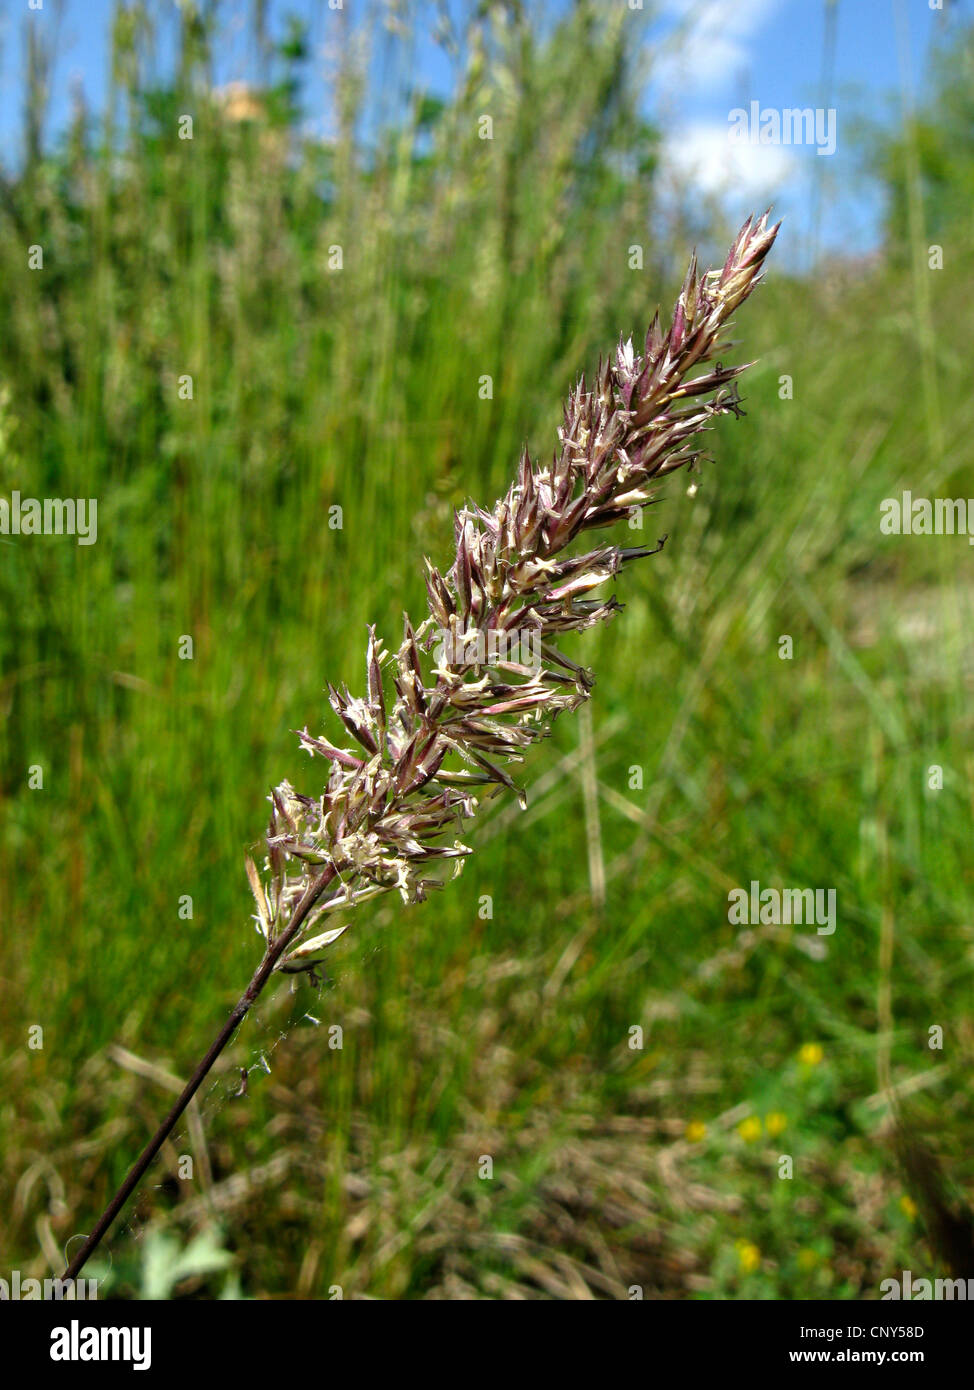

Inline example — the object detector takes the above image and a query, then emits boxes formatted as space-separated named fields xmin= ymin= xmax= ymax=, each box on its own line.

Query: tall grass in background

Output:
xmin=1 ymin=1 xmax=972 ymax=1298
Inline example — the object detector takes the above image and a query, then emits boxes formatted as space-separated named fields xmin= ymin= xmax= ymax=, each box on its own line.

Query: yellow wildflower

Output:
xmin=737 ymin=1115 xmax=762 ymax=1143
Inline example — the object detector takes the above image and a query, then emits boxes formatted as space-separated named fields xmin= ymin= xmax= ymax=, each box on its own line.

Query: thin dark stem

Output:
xmin=62 ymin=864 xmax=338 ymax=1283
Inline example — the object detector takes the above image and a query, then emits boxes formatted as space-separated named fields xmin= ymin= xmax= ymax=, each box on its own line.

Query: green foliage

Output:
xmin=1 ymin=0 xmax=972 ymax=1299
xmin=876 ymin=19 xmax=974 ymax=252
xmin=90 ymin=1226 xmax=238 ymax=1301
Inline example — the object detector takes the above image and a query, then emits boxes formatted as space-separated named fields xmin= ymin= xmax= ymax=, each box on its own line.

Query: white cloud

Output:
xmin=663 ymin=119 xmax=796 ymax=199
xmin=655 ymin=0 xmax=784 ymax=94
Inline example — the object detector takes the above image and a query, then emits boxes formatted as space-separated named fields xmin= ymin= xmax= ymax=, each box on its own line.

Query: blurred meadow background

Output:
xmin=1 ymin=0 xmax=973 ymax=1299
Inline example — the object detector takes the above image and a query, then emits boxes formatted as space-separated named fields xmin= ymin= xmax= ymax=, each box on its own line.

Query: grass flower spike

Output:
xmin=64 ymin=212 xmax=778 ymax=1282
xmin=250 ymin=211 xmax=781 ymax=975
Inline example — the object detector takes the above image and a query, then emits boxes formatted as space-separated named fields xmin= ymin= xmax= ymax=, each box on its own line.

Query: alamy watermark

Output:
xmin=881 ymin=1270 xmax=974 ymax=1300
xmin=50 ymin=1319 xmax=151 ymax=1371
xmin=728 ymin=102 xmax=837 ymax=157
xmin=728 ymin=880 xmax=836 ymax=935
xmin=433 ymin=626 xmax=542 ymax=672
xmin=880 ymin=492 xmax=974 ymax=543
xmin=0 ymin=492 xmax=97 ymax=546
xmin=0 ymin=1269 xmax=99 ymax=1300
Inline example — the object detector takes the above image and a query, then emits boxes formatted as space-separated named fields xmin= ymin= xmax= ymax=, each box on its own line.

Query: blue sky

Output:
xmin=645 ymin=0 xmax=954 ymax=264
xmin=0 ymin=0 xmax=963 ymax=263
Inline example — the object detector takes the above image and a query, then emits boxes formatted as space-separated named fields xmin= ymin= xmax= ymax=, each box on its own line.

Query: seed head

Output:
xmin=246 ymin=213 xmax=780 ymax=969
